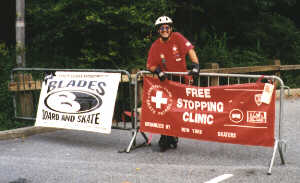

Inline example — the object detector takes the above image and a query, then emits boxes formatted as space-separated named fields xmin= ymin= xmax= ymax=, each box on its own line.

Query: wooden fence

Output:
xmin=8 ymin=60 xmax=300 ymax=91
xmin=8 ymin=60 xmax=300 ymax=118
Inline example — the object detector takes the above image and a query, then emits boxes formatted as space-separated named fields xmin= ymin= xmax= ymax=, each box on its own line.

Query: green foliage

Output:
xmin=282 ymin=70 xmax=300 ymax=88
xmin=3 ymin=0 xmax=300 ymax=131
xmin=196 ymin=33 xmax=269 ymax=68
xmin=0 ymin=44 xmax=31 ymax=130
xmin=244 ymin=14 xmax=300 ymax=65
xmin=25 ymin=0 xmax=300 ymax=71
xmin=0 ymin=43 xmax=14 ymax=130
xmin=26 ymin=0 xmax=173 ymax=70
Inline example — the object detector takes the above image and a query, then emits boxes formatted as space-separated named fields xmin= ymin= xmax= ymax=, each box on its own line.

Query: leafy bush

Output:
xmin=26 ymin=0 xmax=173 ymax=71
xmin=0 ymin=43 xmax=32 ymax=130
xmin=196 ymin=33 xmax=269 ymax=68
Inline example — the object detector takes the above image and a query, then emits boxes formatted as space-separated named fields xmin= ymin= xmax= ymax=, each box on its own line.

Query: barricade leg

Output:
xmin=10 ymin=68 xmax=143 ymax=153
xmin=268 ymin=139 xmax=278 ymax=175
xmin=118 ymin=128 xmax=150 ymax=153
xmin=120 ymin=72 xmax=151 ymax=153
xmin=278 ymin=140 xmax=286 ymax=165
xmin=268 ymin=139 xmax=286 ymax=175
xmin=126 ymin=71 xmax=287 ymax=173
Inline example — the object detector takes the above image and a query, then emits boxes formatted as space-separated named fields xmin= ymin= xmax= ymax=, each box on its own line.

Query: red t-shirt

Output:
xmin=147 ymin=32 xmax=194 ymax=72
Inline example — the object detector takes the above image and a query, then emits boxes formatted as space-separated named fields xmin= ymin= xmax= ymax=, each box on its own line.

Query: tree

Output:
xmin=26 ymin=0 xmax=300 ymax=69
xmin=26 ymin=0 xmax=174 ymax=70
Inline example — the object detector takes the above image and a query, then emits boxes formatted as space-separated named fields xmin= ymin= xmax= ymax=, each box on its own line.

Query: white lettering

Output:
xmin=201 ymin=101 xmax=207 ymax=111
xmin=145 ymin=122 xmax=164 ymax=129
xmin=217 ymin=131 xmax=237 ymax=138
xmin=181 ymin=127 xmax=190 ymax=133
xmin=177 ymin=98 xmax=183 ymax=108
xmin=182 ymin=112 xmax=214 ymax=125
xmin=177 ymin=98 xmax=224 ymax=112
xmin=204 ymin=89 xmax=211 ymax=98
xmin=185 ymin=88 xmax=211 ymax=98
xmin=192 ymin=128 xmax=203 ymax=134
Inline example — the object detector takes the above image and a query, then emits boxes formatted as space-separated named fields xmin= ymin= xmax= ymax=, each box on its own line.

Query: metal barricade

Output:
xmin=9 ymin=68 xmax=134 ymax=131
xmin=126 ymin=70 xmax=287 ymax=174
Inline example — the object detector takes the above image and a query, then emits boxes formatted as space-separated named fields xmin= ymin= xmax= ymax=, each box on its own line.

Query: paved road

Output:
xmin=0 ymin=98 xmax=299 ymax=183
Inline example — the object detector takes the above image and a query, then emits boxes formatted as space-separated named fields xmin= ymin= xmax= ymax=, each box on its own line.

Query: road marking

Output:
xmin=204 ymin=174 xmax=233 ymax=183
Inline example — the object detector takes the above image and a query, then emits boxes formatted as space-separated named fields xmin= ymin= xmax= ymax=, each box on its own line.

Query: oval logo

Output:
xmin=44 ymin=90 xmax=102 ymax=114
xmin=229 ymin=109 xmax=244 ymax=123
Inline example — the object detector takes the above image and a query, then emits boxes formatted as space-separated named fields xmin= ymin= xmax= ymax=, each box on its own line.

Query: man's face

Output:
xmin=158 ymin=24 xmax=172 ymax=39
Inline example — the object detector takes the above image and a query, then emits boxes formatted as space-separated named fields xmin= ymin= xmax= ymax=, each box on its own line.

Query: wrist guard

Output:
xmin=189 ymin=64 xmax=200 ymax=76
xmin=154 ymin=67 xmax=166 ymax=81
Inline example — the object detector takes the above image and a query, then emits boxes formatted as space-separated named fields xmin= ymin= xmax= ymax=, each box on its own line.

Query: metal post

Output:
xmin=16 ymin=0 xmax=25 ymax=67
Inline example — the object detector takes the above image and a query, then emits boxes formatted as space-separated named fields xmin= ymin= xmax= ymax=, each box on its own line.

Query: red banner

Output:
xmin=140 ymin=76 xmax=275 ymax=147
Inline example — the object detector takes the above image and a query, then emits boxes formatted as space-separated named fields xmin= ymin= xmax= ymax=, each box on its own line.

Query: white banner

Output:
xmin=35 ymin=72 xmax=121 ymax=134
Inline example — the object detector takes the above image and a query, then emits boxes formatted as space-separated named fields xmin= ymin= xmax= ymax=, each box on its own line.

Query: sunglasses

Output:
xmin=159 ymin=26 xmax=170 ymax=31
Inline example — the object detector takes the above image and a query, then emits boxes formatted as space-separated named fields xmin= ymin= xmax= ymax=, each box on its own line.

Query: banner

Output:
xmin=35 ymin=72 xmax=121 ymax=134
xmin=140 ymin=76 xmax=275 ymax=147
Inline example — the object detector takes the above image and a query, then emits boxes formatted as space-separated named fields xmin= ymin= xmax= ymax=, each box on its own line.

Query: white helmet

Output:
xmin=155 ymin=16 xmax=173 ymax=26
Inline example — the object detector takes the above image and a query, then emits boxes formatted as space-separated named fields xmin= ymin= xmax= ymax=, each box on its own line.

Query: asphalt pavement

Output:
xmin=0 ymin=98 xmax=299 ymax=183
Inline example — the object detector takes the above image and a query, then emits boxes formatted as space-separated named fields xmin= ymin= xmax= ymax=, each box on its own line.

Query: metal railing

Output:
xmin=126 ymin=71 xmax=287 ymax=175
xmin=9 ymin=68 xmax=134 ymax=130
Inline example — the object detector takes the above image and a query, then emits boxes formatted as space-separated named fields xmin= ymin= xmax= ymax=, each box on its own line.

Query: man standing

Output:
xmin=146 ymin=15 xmax=200 ymax=152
